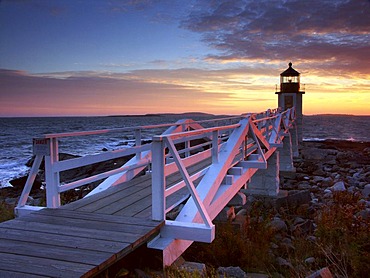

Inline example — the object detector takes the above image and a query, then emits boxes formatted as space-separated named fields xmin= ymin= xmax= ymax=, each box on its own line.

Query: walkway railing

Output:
xmin=148 ymin=107 xmax=297 ymax=265
xmin=15 ymin=115 xmax=245 ymax=216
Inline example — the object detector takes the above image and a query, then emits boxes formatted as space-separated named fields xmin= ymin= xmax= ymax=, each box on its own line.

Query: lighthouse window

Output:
xmin=283 ymin=76 xmax=298 ymax=83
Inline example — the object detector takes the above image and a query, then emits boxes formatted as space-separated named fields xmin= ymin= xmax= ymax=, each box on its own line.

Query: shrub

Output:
xmin=0 ymin=201 xmax=14 ymax=222
xmin=315 ymin=191 xmax=370 ymax=277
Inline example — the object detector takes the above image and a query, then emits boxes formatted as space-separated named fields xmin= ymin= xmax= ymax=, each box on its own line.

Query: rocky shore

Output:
xmin=1 ymin=140 xmax=369 ymax=277
xmin=181 ymin=140 xmax=370 ymax=277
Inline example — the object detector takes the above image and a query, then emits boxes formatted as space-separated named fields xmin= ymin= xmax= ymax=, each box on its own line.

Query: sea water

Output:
xmin=0 ymin=114 xmax=369 ymax=187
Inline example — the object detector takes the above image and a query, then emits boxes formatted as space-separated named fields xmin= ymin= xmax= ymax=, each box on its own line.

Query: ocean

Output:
xmin=0 ymin=114 xmax=369 ymax=188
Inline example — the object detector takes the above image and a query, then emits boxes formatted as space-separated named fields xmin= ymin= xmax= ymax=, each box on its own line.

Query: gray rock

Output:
xmin=307 ymin=235 xmax=317 ymax=242
xmin=293 ymin=217 xmax=305 ymax=225
xmin=180 ymin=261 xmax=206 ymax=275
xmin=280 ymin=237 xmax=295 ymax=251
xmin=228 ymin=192 xmax=247 ymax=206
xmin=362 ymin=184 xmax=370 ymax=198
xmin=274 ymin=190 xmax=311 ymax=209
xmin=292 ymin=219 xmax=315 ymax=236
xmin=357 ymin=208 xmax=370 ymax=220
xmin=331 ymin=181 xmax=346 ymax=191
xmin=218 ymin=266 xmax=247 ymax=278
xmin=298 ymin=181 xmax=310 ymax=190
xmin=301 ymin=148 xmax=328 ymax=160
xmin=312 ymin=169 xmax=326 ymax=176
xmin=215 ymin=206 xmax=235 ymax=222
xmin=246 ymin=273 xmax=269 ymax=278
xmin=304 ymin=257 xmax=315 ymax=264
xmin=347 ymin=186 xmax=356 ymax=193
xmin=306 ymin=267 xmax=333 ymax=278
xmin=321 ymin=177 xmax=333 ymax=187
xmin=312 ymin=176 xmax=325 ymax=183
xmin=276 ymin=257 xmax=293 ymax=268
xmin=134 ymin=269 xmax=151 ymax=278
xmin=234 ymin=209 xmax=247 ymax=225
xmin=269 ymin=218 xmax=287 ymax=233
xmin=270 ymin=242 xmax=279 ymax=249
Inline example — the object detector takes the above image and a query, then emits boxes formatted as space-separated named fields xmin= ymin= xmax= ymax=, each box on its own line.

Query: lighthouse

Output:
xmin=275 ymin=62 xmax=305 ymax=142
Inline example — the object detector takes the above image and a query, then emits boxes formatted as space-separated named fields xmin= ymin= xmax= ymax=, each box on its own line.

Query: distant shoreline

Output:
xmin=107 ymin=112 xmax=217 ymax=118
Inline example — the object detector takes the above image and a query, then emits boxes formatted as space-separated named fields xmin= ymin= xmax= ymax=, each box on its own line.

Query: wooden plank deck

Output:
xmin=0 ymin=158 xmax=211 ymax=277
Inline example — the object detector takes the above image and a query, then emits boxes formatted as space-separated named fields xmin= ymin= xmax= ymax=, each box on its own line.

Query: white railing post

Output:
xmin=212 ymin=130 xmax=219 ymax=163
xmin=151 ymin=136 xmax=166 ymax=221
xmin=183 ymin=122 xmax=190 ymax=158
xmin=135 ymin=129 xmax=142 ymax=160
xmin=45 ymin=138 xmax=61 ymax=208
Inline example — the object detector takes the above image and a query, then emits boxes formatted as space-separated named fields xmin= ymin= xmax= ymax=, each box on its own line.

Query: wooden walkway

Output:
xmin=0 ymin=159 xmax=210 ymax=277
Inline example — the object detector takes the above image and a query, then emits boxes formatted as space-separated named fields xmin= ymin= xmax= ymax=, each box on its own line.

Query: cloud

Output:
xmin=0 ymin=69 xmax=235 ymax=116
xmin=181 ymin=0 xmax=370 ymax=74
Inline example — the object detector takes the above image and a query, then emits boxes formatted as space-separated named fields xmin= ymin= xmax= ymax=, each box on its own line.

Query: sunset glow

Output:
xmin=1 ymin=1 xmax=369 ymax=117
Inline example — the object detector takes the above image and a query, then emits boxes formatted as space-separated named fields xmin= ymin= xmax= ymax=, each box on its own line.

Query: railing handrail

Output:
xmin=42 ymin=115 xmax=247 ymax=139
xmin=153 ymin=123 xmax=241 ymax=141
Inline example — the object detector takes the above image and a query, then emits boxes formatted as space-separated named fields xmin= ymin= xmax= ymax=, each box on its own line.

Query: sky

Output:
xmin=0 ymin=0 xmax=369 ymax=117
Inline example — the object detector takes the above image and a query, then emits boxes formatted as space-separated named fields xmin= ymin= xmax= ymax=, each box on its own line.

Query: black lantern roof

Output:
xmin=280 ymin=62 xmax=300 ymax=76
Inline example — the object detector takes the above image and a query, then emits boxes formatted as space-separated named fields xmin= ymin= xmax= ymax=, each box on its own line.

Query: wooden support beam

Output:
xmin=160 ymin=221 xmax=215 ymax=243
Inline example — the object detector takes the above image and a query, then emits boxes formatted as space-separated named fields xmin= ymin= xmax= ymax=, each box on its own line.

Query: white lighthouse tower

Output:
xmin=275 ymin=62 xmax=305 ymax=142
